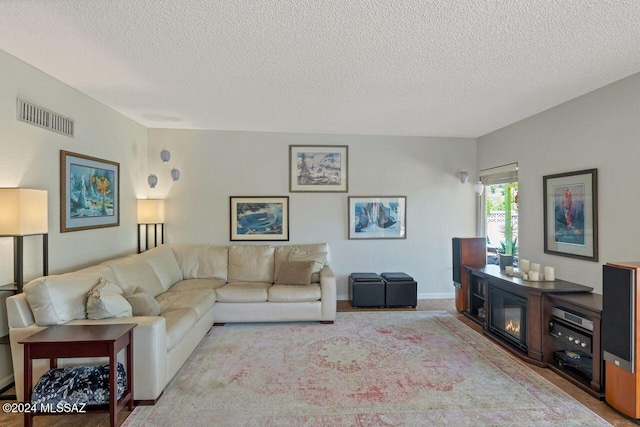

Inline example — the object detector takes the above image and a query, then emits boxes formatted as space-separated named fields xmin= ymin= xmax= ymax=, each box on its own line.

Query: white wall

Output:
xmin=478 ymin=72 xmax=640 ymax=294
xmin=0 ymin=50 xmax=148 ymax=389
xmin=148 ymin=129 xmax=477 ymax=299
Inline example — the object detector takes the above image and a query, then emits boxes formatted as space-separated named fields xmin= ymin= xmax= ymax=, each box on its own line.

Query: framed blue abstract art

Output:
xmin=230 ymin=196 xmax=289 ymax=241
xmin=348 ymin=196 xmax=406 ymax=240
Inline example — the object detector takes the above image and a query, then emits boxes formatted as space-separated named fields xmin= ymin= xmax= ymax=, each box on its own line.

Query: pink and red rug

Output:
xmin=123 ymin=311 xmax=610 ymax=426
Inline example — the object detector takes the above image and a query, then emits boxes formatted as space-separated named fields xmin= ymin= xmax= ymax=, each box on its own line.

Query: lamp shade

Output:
xmin=137 ymin=199 xmax=165 ymax=224
xmin=473 ymin=181 xmax=485 ymax=195
xmin=0 ymin=188 xmax=48 ymax=235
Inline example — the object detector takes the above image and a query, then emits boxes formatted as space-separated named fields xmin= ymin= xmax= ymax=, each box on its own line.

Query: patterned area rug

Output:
xmin=123 ymin=312 xmax=610 ymax=426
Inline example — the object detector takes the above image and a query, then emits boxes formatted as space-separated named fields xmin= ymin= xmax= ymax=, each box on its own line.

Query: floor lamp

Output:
xmin=0 ymin=189 xmax=49 ymax=293
xmin=137 ymin=199 xmax=165 ymax=253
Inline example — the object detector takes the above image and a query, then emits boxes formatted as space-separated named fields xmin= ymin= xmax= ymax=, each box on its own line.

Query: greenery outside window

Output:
xmin=479 ymin=163 xmax=519 ymax=265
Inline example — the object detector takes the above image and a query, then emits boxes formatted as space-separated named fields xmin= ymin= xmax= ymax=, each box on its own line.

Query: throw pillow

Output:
xmin=275 ymin=261 xmax=315 ymax=286
xmin=86 ymin=279 xmax=132 ymax=320
xmin=125 ymin=286 xmax=161 ymax=316
xmin=288 ymin=249 xmax=327 ymax=283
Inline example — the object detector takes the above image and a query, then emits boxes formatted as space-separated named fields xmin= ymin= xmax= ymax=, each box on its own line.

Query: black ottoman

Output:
xmin=382 ymin=272 xmax=417 ymax=308
xmin=349 ymin=273 xmax=385 ymax=308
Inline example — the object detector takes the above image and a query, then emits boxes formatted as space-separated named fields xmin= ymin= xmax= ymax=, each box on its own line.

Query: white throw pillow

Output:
xmin=288 ymin=249 xmax=326 ymax=283
xmin=86 ymin=279 xmax=132 ymax=319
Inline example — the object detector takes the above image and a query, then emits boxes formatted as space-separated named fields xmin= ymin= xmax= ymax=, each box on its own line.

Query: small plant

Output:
xmin=497 ymin=237 xmax=518 ymax=255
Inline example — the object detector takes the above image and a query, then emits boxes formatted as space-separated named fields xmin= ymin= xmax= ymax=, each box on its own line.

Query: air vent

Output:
xmin=17 ymin=98 xmax=74 ymax=137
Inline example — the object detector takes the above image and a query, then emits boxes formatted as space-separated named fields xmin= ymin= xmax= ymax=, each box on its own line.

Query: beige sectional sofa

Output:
xmin=6 ymin=243 xmax=336 ymax=403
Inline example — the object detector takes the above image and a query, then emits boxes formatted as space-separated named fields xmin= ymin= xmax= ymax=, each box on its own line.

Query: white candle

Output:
xmin=529 ymin=271 xmax=539 ymax=281
xmin=531 ymin=263 xmax=541 ymax=273
xmin=545 ymin=266 xmax=555 ymax=281
xmin=520 ymin=259 xmax=530 ymax=272
xmin=505 ymin=266 xmax=514 ymax=275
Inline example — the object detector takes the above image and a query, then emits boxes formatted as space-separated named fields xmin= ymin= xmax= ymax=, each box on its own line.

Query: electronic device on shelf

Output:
xmin=552 ymin=306 xmax=594 ymax=331
xmin=549 ymin=318 xmax=593 ymax=354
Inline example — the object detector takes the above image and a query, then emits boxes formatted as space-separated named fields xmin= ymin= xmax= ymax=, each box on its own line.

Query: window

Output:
xmin=478 ymin=163 xmax=518 ymax=265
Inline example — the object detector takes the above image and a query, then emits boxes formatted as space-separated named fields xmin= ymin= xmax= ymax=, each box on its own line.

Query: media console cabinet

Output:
xmin=463 ymin=265 xmax=604 ymax=399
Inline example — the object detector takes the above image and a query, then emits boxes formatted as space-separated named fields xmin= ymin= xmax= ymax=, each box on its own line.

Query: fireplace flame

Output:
xmin=505 ymin=319 xmax=520 ymax=334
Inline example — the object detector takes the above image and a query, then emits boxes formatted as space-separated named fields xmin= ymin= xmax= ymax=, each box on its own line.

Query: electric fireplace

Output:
xmin=489 ymin=286 xmax=527 ymax=351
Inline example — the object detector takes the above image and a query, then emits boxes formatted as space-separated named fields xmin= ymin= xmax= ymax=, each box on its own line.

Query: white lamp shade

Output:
xmin=0 ymin=188 xmax=48 ymax=235
xmin=473 ymin=181 xmax=485 ymax=195
xmin=137 ymin=199 xmax=165 ymax=224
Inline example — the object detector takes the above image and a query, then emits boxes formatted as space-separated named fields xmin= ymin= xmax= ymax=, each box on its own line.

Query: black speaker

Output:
xmin=602 ymin=264 xmax=635 ymax=373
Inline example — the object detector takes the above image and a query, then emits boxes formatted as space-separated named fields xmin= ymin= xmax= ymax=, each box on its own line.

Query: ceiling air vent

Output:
xmin=17 ymin=98 xmax=74 ymax=137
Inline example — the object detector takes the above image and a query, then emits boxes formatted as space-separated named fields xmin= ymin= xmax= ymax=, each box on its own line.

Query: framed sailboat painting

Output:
xmin=230 ymin=196 xmax=289 ymax=241
xmin=289 ymin=145 xmax=348 ymax=192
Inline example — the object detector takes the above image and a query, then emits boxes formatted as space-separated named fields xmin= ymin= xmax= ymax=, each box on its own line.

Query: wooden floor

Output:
xmin=0 ymin=299 xmax=636 ymax=426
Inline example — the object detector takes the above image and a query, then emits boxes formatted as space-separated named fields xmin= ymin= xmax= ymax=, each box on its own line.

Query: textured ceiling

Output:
xmin=1 ymin=0 xmax=639 ymax=138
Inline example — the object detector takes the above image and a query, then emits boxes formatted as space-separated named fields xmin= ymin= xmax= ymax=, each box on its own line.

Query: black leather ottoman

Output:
xmin=349 ymin=273 xmax=385 ymax=308
xmin=382 ymin=272 xmax=417 ymax=308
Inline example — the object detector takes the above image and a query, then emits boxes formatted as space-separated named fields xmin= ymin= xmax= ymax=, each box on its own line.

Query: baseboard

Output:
xmin=0 ymin=373 xmax=14 ymax=391
xmin=337 ymin=293 xmax=454 ymax=301
xmin=418 ymin=292 xmax=455 ymax=299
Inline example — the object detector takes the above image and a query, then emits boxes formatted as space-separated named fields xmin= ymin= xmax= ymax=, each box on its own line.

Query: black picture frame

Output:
xmin=230 ymin=196 xmax=289 ymax=241
xmin=543 ymin=169 xmax=598 ymax=261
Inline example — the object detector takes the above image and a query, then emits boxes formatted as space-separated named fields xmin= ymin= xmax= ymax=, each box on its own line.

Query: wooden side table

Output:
xmin=19 ymin=323 xmax=136 ymax=427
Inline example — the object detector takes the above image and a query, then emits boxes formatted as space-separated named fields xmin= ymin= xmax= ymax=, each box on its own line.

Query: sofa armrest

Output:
xmin=10 ymin=316 xmax=168 ymax=402
xmin=320 ymin=266 xmax=337 ymax=321
xmin=6 ymin=293 xmax=35 ymax=328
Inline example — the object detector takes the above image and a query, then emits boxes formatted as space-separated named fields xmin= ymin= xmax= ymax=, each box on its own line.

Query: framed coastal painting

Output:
xmin=289 ymin=145 xmax=348 ymax=192
xmin=60 ymin=150 xmax=120 ymax=232
xmin=543 ymin=169 xmax=598 ymax=261
xmin=230 ymin=196 xmax=289 ymax=241
xmin=348 ymin=196 xmax=406 ymax=239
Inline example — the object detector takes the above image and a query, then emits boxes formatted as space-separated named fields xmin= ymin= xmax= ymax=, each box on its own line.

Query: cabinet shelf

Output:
xmin=0 ymin=283 xmax=18 ymax=292
xmin=472 ymin=292 xmax=485 ymax=300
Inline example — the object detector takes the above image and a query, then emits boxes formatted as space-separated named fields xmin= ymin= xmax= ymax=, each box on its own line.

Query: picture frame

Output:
xmin=230 ymin=196 xmax=289 ymax=241
xmin=289 ymin=145 xmax=348 ymax=192
xmin=543 ymin=168 xmax=598 ymax=261
xmin=60 ymin=150 xmax=120 ymax=233
xmin=348 ymin=196 xmax=406 ymax=239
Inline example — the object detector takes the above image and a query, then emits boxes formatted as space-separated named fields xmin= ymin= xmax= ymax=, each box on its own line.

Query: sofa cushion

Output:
xmin=268 ymin=284 xmax=322 ymax=302
xmin=215 ymin=282 xmax=271 ymax=303
xmin=86 ymin=279 xmax=132 ymax=320
xmin=24 ymin=264 xmax=119 ymax=325
xmin=274 ymin=243 xmax=329 ymax=283
xmin=275 ymin=261 xmax=314 ymax=286
xmin=161 ymin=308 xmax=198 ymax=351
xmin=228 ymin=245 xmax=275 ymax=283
xmin=105 ymin=255 xmax=165 ymax=297
xmin=156 ymin=289 xmax=216 ymax=318
xmin=125 ymin=287 xmax=161 ymax=316
xmin=168 ymin=278 xmax=227 ymax=292
xmin=141 ymin=245 xmax=183 ymax=290
xmin=171 ymin=245 xmax=228 ymax=281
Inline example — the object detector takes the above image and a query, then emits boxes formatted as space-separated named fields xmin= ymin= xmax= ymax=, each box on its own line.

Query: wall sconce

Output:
xmin=0 ymin=188 xmax=49 ymax=293
xmin=459 ymin=171 xmax=469 ymax=183
xmin=160 ymin=149 xmax=171 ymax=163
xmin=473 ymin=181 xmax=485 ymax=196
xmin=137 ymin=199 xmax=165 ymax=253
xmin=148 ymin=150 xmax=180 ymax=188
xmin=148 ymin=174 xmax=158 ymax=189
